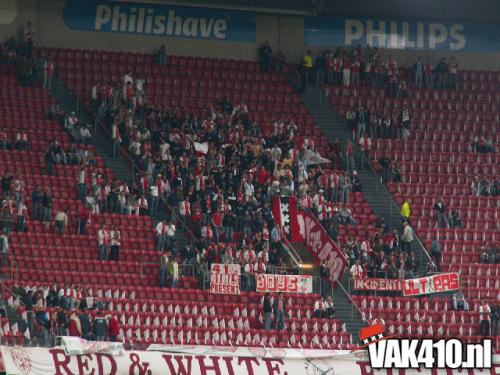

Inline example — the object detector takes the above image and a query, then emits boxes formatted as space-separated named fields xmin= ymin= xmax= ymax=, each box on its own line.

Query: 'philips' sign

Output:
xmin=63 ymin=0 xmax=256 ymax=42
xmin=305 ymin=16 xmax=500 ymax=52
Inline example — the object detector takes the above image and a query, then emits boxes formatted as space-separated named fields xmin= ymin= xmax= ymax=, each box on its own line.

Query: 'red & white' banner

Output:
xmin=402 ymin=272 xmax=460 ymax=296
xmin=210 ymin=263 xmax=241 ymax=295
xmin=255 ymin=274 xmax=313 ymax=294
xmin=1 ymin=345 xmax=498 ymax=375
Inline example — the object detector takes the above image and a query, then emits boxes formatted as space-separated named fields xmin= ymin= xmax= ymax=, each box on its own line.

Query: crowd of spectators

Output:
xmin=8 ymin=284 xmax=116 ymax=346
xmin=298 ymin=45 xmax=458 ymax=92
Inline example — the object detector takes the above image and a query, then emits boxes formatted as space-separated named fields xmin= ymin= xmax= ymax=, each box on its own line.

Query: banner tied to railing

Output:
xmin=210 ymin=263 xmax=240 ymax=295
xmin=255 ymin=274 xmax=313 ymax=294
xmin=353 ymin=272 xmax=460 ymax=296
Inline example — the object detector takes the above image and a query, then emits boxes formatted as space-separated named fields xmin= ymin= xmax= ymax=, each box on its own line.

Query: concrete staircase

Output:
xmin=48 ymin=75 xmax=191 ymax=253
xmin=299 ymin=86 xmax=429 ymax=274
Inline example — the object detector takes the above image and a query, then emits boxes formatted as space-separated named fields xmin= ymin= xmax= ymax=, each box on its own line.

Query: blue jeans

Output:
xmin=155 ymin=235 xmax=165 ymax=251
xmin=171 ymin=278 xmax=178 ymax=289
xmin=224 ymin=227 xmax=233 ymax=242
xmin=150 ymin=197 xmax=158 ymax=216
xmin=99 ymin=245 xmax=108 ymax=260
xmin=78 ymin=184 xmax=86 ymax=200
xmin=275 ymin=311 xmax=284 ymax=330
xmin=264 ymin=312 xmax=272 ymax=331
xmin=160 ymin=269 xmax=168 ymax=287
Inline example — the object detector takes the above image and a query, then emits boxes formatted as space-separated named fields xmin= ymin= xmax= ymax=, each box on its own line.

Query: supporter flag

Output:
xmin=194 ymin=142 xmax=209 ymax=155
xmin=303 ymin=150 xmax=331 ymax=166
xmin=271 ymin=195 xmax=302 ymax=242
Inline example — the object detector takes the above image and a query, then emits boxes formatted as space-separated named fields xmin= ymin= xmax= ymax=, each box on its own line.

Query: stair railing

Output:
xmin=364 ymin=158 xmax=433 ymax=263
xmin=9 ymin=260 xmax=19 ymax=281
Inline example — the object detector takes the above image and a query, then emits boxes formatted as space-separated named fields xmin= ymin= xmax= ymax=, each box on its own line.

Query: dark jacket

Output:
xmin=263 ymin=296 xmax=272 ymax=313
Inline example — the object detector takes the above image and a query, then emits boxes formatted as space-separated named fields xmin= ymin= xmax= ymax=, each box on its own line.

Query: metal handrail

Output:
xmin=279 ymin=230 xmax=303 ymax=268
xmin=0 ymin=281 xmax=26 ymax=309
xmin=337 ymin=278 xmax=367 ymax=322
xmin=10 ymin=260 xmax=19 ymax=281
xmin=365 ymin=154 xmax=433 ymax=262
xmin=322 ymin=87 xmax=432 ymax=262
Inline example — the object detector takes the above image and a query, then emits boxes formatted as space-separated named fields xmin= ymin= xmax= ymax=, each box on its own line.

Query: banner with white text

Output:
xmin=402 ymin=272 xmax=460 ymax=296
xmin=210 ymin=263 xmax=241 ymax=295
xmin=297 ymin=212 xmax=348 ymax=283
xmin=63 ymin=0 xmax=256 ymax=42
xmin=255 ymin=274 xmax=313 ymax=294
xmin=1 ymin=345 xmax=499 ymax=375
xmin=305 ymin=16 xmax=500 ymax=52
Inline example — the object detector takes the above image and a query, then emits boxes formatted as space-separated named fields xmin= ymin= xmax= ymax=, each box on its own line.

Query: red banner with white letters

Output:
xmin=255 ymin=274 xmax=313 ymax=294
xmin=297 ymin=212 xmax=348 ymax=283
xmin=402 ymin=272 xmax=460 ymax=296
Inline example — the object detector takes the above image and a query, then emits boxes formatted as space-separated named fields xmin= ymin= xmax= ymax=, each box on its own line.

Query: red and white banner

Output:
xmin=402 ymin=272 xmax=460 ymax=296
xmin=1 ymin=345 xmax=498 ymax=375
xmin=297 ymin=212 xmax=348 ymax=283
xmin=353 ymin=278 xmax=402 ymax=291
xmin=210 ymin=263 xmax=240 ymax=295
xmin=255 ymin=274 xmax=313 ymax=294
xmin=271 ymin=196 xmax=302 ymax=242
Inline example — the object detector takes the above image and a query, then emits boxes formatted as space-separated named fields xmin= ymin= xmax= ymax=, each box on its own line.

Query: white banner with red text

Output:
xmin=255 ymin=274 xmax=313 ymax=294
xmin=1 ymin=345 xmax=499 ymax=375
xmin=353 ymin=273 xmax=460 ymax=296
xmin=353 ymin=278 xmax=402 ymax=292
xmin=297 ymin=212 xmax=348 ymax=283
xmin=210 ymin=263 xmax=241 ymax=295
xmin=402 ymin=272 xmax=460 ymax=296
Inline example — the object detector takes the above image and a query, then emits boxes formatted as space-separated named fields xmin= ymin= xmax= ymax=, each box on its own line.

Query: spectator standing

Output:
xmin=0 ymin=230 xmax=8 ymax=267
xmin=43 ymin=57 xmax=54 ymax=90
xmin=54 ymin=210 xmax=68 ymax=235
xmin=16 ymin=198 xmax=28 ymax=232
xmin=448 ymin=56 xmax=458 ymax=89
xmin=401 ymin=199 xmax=411 ymax=224
xmin=479 ymin=301 xmax=491 ymax=336
xmin=325 ymin=297 xmax=336 ymax=319
xmin=453 ymin=291 xmax=468 ymax=311
xmin=168 ymin=256 xmax=179 ymax=288
xmin=302 ymin=51 xmax=314 ymax=87
xmin=258 ymin=41 xmax=272 ymax=72
xmin=110 ymin=225 xmax=121 ymax=261
xmin=378 ymin=154 xmax=391 ymax=183
xmin=159 ymin=251 xmax=169 ymax=288
xmin=414 ymin=57 xmax=424 ymax=88
xmin=314 ymin=297 xmax=325 ymax=318
xmin=273 ymin=293 xmax=285 ymax=330
xmin=430 ymin=237 xmax=441 ymax=269
xmin=401 ymin=222 xmax=414 ymax=253
xmin=155 ymin=220 xmax=167 ymax=251
xmin=433 ymin=198 xmax=449 ymax=228
xmin=97 ymin=224 xmax=109 ymax=260
xmin=42 ymin=188 xmax=52 ymax=229
xmin=156 ymin=45 xmax=167 ymax=65
xmin=263 ymin=294 xmax=272 ymax=331
xmin=435 ymin=57 xmax=448 ymax=89
xmin=93 ymin=313 xmax=108 ymax=341
xmin=108 ymin=315 xmax=120 ymax=342
xmin=79 ymin=310 xmax=91 ymax=340
xmin=68 ymin=310 xmax=82 ymax=337
xmin=315 ymin=52 xmax=325 ymax=87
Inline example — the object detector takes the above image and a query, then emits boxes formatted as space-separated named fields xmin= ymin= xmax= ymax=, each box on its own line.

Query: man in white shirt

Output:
xmin=155 ymin=220 xmax=167 ymax=251
xmin=149 ymin=185 xmax=159 ymax=216
xmin=97 ymin=224 xmax=109 ymax=260
xmin=54 ymin=210 xmax=68 ymax=235
xmin=479 ymin=301 xmax=491 ymax=336
xmin=110 ymin=225 xmax=121 ymax=261
xmin=350 ymin=260 xmax=363 ymax=295
xmin=164 ymin=220 xmax=175 ymax=249
xmin=401 ymin=222 xmax=414 ymax=253
xmin=0 ymin=230 xmax=8 ymax=266
xmin=314 ymin=298 xmax=326 ymax=318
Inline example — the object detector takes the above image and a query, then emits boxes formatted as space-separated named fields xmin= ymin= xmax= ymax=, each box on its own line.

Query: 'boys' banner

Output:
xmin=402 ymin=272 xmax=460 ymax=296
xmin=305 ymin=16 xmax=500 ymax=52
xmin=256 ymin=274 xmax=313 ymax=294
xmin=64 ymin=0 xmax=256 ymax=42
